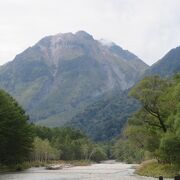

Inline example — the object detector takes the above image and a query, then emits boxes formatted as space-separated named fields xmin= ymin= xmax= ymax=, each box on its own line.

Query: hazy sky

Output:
xmin=0 ymin=0 xmax=180 ymax=65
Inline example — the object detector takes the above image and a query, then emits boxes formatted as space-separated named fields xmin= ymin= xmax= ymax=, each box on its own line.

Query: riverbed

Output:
xmin=0 ymin=161 xmax=168 ymax=180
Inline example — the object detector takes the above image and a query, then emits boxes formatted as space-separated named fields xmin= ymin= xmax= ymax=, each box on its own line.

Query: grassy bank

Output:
xmin=136 ymin=160 xmax=180 ymax=178
xmin=0 ymin=160 xmax=91 ymax=173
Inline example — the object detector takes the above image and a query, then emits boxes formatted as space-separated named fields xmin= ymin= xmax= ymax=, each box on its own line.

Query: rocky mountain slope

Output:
xmin=145 ymin=46 xmax=180 ymax=77
xmin=69 ymin=45 xmax=180 ymax=141
xmin=0 ymin=31 xmax=148 ymax=126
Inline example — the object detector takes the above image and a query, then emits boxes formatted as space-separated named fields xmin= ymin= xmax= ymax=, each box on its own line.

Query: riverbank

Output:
xmin=0 ymin=161 xmax=158 ymax=180
xmin=136 ymin=160 xmax=180 ymax=178
xmin=0 ymin=160 xmax=91 ymax=173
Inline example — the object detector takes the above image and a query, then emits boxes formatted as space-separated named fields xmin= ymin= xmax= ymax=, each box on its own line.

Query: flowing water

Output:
xmin=0 ymin=161 xmax=168 ymax=180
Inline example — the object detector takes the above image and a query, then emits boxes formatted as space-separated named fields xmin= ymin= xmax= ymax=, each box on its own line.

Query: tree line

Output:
xmin=1 ymin=74 xmax=179 ymax=172
xmin=113 ymin=74 xmax=180 ymax=166
xmin=0 ymin=90 xmax=107 ymax=167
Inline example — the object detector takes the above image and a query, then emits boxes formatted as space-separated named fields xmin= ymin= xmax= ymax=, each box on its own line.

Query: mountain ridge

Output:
xmin=66 ymin=43 xmax=180 ymax=141
xmin=144 ymin=45 xmax=180 ymax=77
xmin=0 ymin=31 xmax=148 ymax=127
xmin=0 ymin=31 xmax=180 ymax=141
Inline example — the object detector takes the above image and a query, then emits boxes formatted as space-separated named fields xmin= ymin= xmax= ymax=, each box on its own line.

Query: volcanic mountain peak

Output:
xmin=0 ymin=30 xmax=148 ymax=126
xmin=37 ymin=31 xmax=94 ymax=48
xmin=75 ymin=30 xmax=94 ymax=39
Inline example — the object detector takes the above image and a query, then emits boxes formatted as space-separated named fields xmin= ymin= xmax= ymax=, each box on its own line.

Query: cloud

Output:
xmin=0 ymin=0 xmax=180 ymax=65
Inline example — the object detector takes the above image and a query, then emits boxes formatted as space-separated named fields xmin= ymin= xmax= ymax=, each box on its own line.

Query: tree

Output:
xmin=51 ymin=127 xmax=88 ymax=160
xmin=112 ymin=139 xmax=144 ymax=163
xmin=31 ymin=137 xmax=60 ymax=162
xmin=129 ymin=76 xmax=170 ymax=132
xmin=159 ymin=133 xmax=180 ymax=163
xmin=120 ymin=74 xmax=180 ymax=164
xmin=91 ymin=146 xmax=107 ymax=162
xmin=0 ymin=90 xmax=34 ymax=165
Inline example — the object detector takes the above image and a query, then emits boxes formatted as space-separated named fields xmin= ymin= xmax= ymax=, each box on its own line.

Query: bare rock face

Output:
xmin=0 ymin=31 xmax=148 ymax=126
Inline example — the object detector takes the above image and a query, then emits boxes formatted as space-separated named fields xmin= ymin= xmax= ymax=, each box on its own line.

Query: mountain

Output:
xmin=67 ymin=90 xmax=139 ymax=141
xmin=0 ymin=31 xmax=148 ymax=126
xmin=145 ymin=46 xmax=180 ymax=77
xmin=66 ymin=45 xmax=180 ymax=141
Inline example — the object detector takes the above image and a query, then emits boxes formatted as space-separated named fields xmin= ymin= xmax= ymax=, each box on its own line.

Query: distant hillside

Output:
xmin=0 ymin=31 xmax=148 ymax=126
xmin=145 ymin=46 xmax=180 ymax=77
xmin=67 ymin=90 xmax=139 ymax=141
xmin=72 ymin=45 xmax=180 ymax=141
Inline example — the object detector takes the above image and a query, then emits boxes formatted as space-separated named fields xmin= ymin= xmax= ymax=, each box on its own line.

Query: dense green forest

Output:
xmin=0 ymin=90 xmax=34 ymax=165
xmin=0 ymin=90 xmax=107 ymax=170
xmin=113 ymin=74 xmax=180 ymax=177
xmin=32 ymin=126 xmax=107 ymax=162
xmin=68 ymin=90 xmax=139 ymax=141
xmin=1 ymin=74 xmax=180 ymax=177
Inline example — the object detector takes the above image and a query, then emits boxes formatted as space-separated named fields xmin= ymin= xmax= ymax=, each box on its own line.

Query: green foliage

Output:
xmin=114 ymin=74 xmax=180 ymax=167
xmin=32 ymin=125 xmax=54 ymax=140
xmin=91 ymin=146 xmax=107 ymax=162
xmin=32 ymin=126 xmax=107 ymax=162
xmin=68 ymin=90 xmax=139 ymax=141
xmin=0 ymin=89 xmax=34 ymax=165
xmin=31 ymin=137 xmax=60 ymax=162
xmin=159 ymin=133 xmax=180 ymax=164
xmin=130 ymin=75 xmax=170 ymax=132
xmin=113 ymin=139 xmax=144 ymax=163
xmin=137 ymin=160 xmax=180 ymax=178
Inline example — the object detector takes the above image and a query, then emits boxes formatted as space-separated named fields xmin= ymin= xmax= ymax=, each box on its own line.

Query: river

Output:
xmin=0 ymin=161 xmax=169 ymax=180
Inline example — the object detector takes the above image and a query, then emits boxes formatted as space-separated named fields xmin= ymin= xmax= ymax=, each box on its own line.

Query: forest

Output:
xmin=0 ymin=89 xmax=107 ymax=171
xmin=113 ymin=74 xmax=180 ymax=177
xmin=0 ymin=74 xmax=180 ymax=177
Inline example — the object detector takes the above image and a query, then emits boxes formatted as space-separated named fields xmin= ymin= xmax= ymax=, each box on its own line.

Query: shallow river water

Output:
xmin=0 ymin=161 xmax=170 ymax=180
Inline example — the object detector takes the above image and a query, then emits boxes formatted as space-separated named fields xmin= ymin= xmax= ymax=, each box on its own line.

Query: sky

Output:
xmin=0 ymin=0 xmax=180 ymax=65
